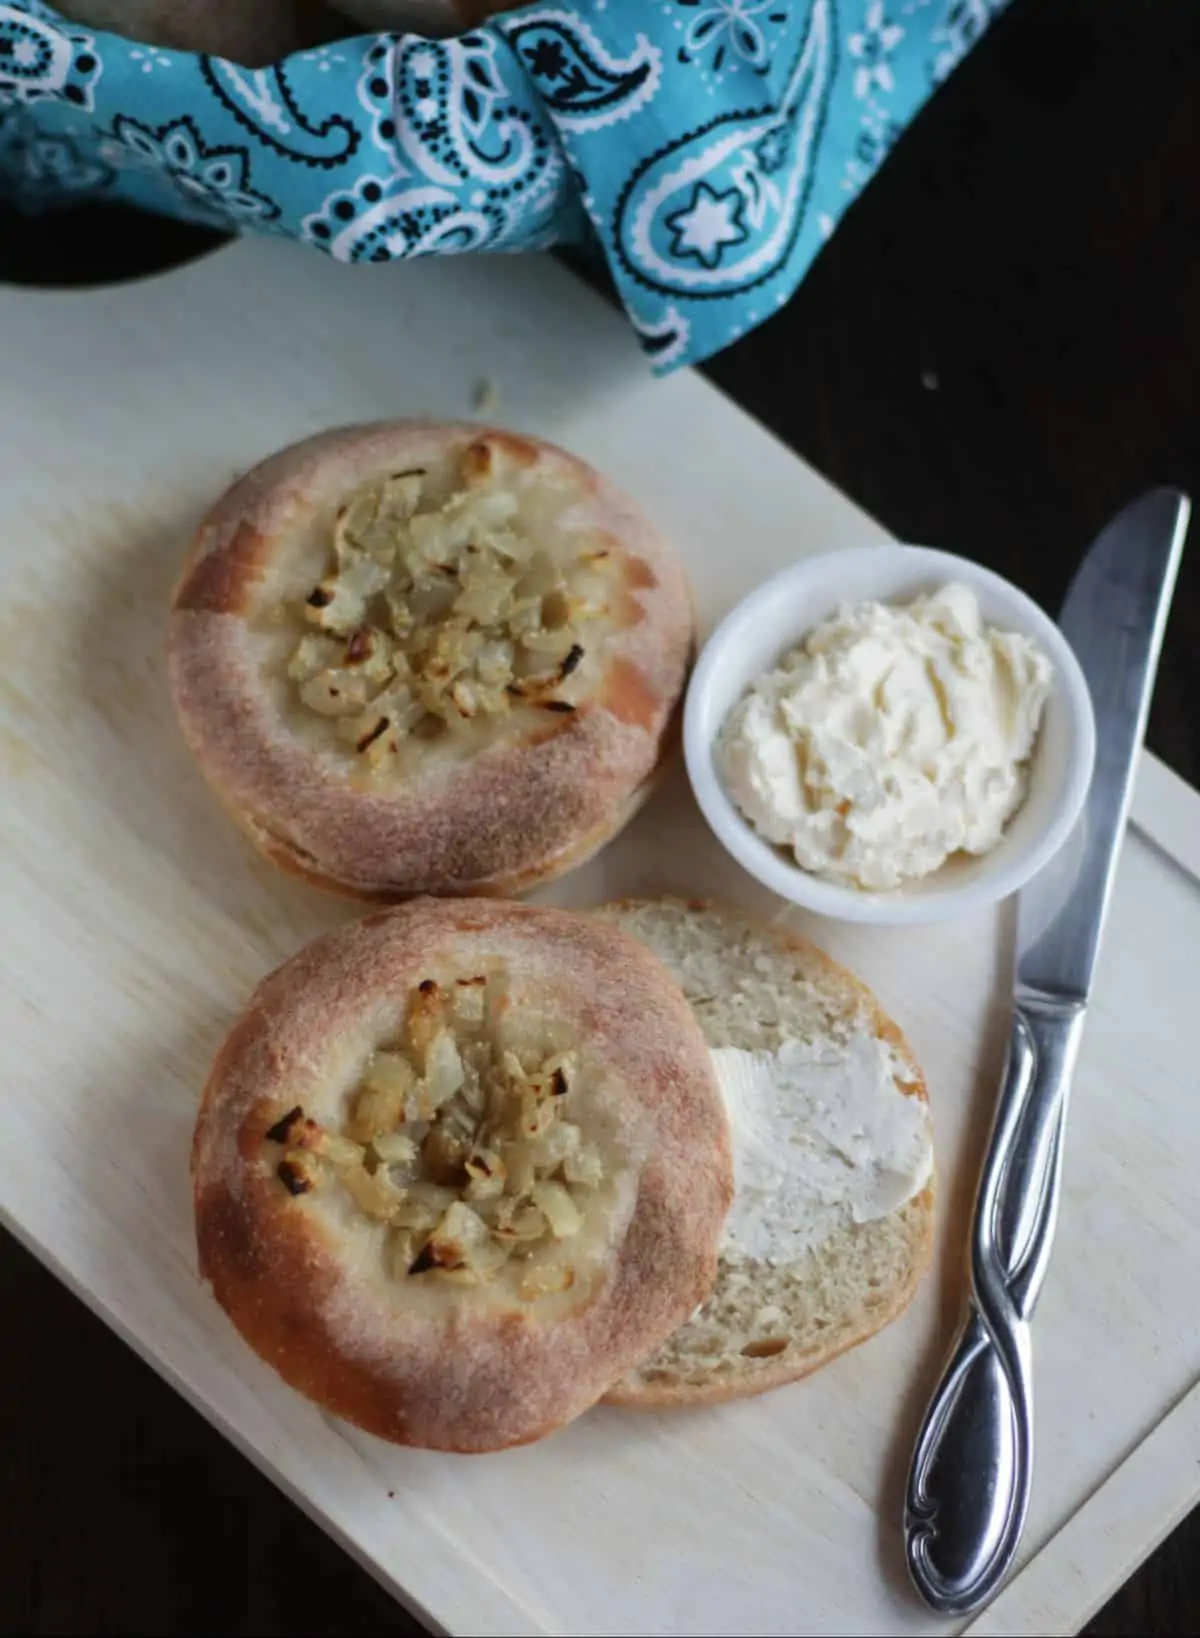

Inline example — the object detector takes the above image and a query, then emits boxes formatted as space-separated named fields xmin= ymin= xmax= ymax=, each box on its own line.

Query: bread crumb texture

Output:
xmin=598 ymin=899 xmax=934 ymax=1407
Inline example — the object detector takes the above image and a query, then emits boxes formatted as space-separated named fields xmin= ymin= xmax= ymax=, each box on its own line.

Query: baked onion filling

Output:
xmin=285 ymin=438 xmax=618 ymax=770
xmin=263 ymin=972 xmax=604 ymax=1298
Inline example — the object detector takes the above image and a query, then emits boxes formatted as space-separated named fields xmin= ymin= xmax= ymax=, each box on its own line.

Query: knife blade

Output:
xmin=1018 ymin=489 xmax=1190 ymax=998
xmin=903 ymin=487 xmax=1191 ymax=1617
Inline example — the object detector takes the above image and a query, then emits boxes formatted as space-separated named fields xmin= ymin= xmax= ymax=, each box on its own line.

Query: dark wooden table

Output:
xmin=2 ymin=0 xmax=1198 ymax=1632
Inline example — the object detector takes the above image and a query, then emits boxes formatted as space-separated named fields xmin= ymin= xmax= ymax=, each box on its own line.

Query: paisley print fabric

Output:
xmin=0 ymin=0 xmax=1012 ymax=371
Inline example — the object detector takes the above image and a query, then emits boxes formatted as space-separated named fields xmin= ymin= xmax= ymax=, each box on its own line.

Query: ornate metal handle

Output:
xmin=905 ymin=995 xmax=1086 ymax=1616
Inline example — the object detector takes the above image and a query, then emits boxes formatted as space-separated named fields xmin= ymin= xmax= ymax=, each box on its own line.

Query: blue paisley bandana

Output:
xmin=0 ymin=0 xmax=1011 ymax=371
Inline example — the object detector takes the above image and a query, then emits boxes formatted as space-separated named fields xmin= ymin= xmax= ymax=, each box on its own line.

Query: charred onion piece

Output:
xmin=265 ymin=1105 xmax=304 ymax=1144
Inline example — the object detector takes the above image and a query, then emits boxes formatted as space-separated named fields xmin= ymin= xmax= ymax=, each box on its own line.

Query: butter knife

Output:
xmin=904 ymin=488 xmax=1192 ymax=1616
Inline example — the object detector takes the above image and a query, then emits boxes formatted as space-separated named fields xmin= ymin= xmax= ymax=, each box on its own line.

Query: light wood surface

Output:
xmin=1 ymin=236 xmax=1197 ymax=1637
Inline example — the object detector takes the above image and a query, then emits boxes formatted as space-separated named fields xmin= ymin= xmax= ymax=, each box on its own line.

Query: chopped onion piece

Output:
xmin=474 ymin=637 xmax=514 ymax=687
xmin=341 ymin=1164 xmax=405 ymax=1222
xmin=372 ymin=1131 xmax=419 ymax=1167
xmin=341 ymin=625 xmax=394 ymax=686
xmin=464 ymin=1145 xmax=506 ymax=1184
xmin=502 ymin=1143 xmax=536 ymax=1200
xmin=288 ymin=635 xmax=343 ymax=682
xmin=317 ymin=1132 xmax=366 ymax=1169
xmin=531 ymin=1179 xmax=583 ymax=1239
xmin=491 ymin=1202 xmax=547 ymax=1243
xmin=424 ymin=1030 xmax=465 ymax=1107
xmin=394 ymin=1179 xmax=458 ymax=1232
xmin=348 ymin=1056 xmax=412 ymax=1142
xmin=515 ymin=549 xmax=560 ymax=601
xmin=519 ymin=1088 xmax=557 ymax=1140
xmin=338 ymin=554 xmax=390 ymax=603
xmin=298 ymin=669 xmax=371 ymax=717
xmin=543 ymin=1051 xmax=576 ymax=1092
xmin=414 ymin=1200 xmax=493 ymax=1273
xmin=519 ymin=626 xmax=575 ymax=659
xmin=501 ymin=1048 xmax=528 ymax=1086
xmin=377 ymin=470 xmax=424 ymax=521
xmin=336 ymin=488 xmax=380 ymax=552
xmin=303 ymin=577 xmax=366 ymax=635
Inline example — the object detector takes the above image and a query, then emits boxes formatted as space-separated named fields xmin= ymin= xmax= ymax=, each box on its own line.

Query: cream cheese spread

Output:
xmin=709 ymin=1036 xmax=933 ymax=1264
xmin=718 ymin=582 xmax=1053 ymax=890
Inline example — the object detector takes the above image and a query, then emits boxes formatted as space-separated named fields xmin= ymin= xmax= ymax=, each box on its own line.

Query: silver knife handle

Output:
xmin=905 ymin=997 xmax=1086 ymax=1614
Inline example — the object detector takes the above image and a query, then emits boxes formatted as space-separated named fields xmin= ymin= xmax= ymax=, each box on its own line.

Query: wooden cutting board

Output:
xmin=1 ymin=235 xmax=1198 ymax=1637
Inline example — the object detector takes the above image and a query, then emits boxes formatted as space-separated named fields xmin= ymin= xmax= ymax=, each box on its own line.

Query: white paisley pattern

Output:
xmin=680 ymin=1 xmax=777 ymax=76
xmin=0 ymin=0 xmax=1014 ymax=371
xmin=848 ymin=0 xmax=904 ymax=99
xmin=615 ymin=0 xmax=833 ymax=296
xmin=107 ymin=113 xmax=279 ymax=222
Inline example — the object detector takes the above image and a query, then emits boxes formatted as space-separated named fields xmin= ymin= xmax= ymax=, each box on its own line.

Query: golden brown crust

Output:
xmin=173 ymin=519 xmax=272 ymax=617
xmin=192 ymin=898 xmax=733 ymax=1451
xmin=216 ymin=695 xmax=681 ymax=908
xmin=593 ymin=897 xmax=936 ymax=1409
xmin=168 ymin=421 xmax=693 ymax=901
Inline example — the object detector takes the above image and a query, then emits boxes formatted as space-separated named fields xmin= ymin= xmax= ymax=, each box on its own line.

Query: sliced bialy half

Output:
xmin=595 ymin=899 xmax=936 ymax=1408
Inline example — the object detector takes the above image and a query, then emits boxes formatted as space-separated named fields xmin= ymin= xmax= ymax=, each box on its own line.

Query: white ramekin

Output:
xmin=683 ymin=544 xmax=1096 ymax=927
